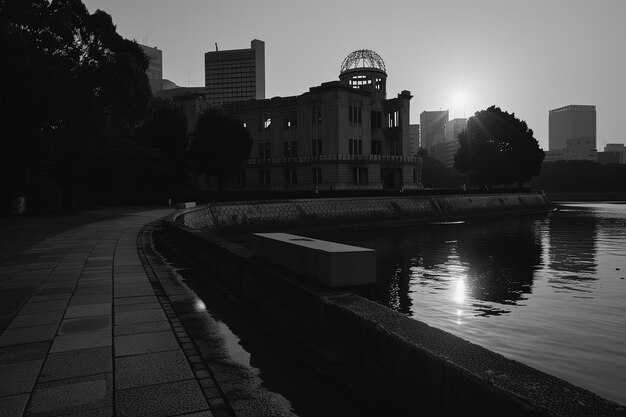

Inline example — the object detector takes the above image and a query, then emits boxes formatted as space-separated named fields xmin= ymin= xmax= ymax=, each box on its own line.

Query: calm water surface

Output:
xmin=318 ymin=202 xmax=626 ymax=405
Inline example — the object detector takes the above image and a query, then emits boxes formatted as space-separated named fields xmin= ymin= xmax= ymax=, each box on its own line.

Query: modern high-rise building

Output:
xmin=443 ymin=118 xmax=467 ymax=167
xmin=548 ymin=105 xmax=596 ymax=160
xmin=204 ymin=39 xmax=265 ymax=104
xmin=416 ymin=111 xmax=465 ymax=167
xmin=419 ymin=110 xmax=448 ymax=156
xmin=139 ymin=44 xmax=163 ymax=94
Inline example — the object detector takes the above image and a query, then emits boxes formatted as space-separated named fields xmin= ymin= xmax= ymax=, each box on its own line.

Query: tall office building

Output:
xmin=204 ymin=39 xmax=265 ymax=103
xmin=549 ymin=105 xmax=596 ymax=157
xmin=420 ymin=110 xmax=448 ymax=162
xmin=443 ymin=118 xmax=467 ymax=167
xmin=139 ymin=44 xmax=163 ymax=94
xmin=419 ymin=111 xmax=448 ymax=151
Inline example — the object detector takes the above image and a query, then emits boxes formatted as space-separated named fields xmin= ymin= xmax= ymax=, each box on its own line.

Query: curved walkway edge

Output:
xmin=0 ymin=208 xmax=244 ymax=417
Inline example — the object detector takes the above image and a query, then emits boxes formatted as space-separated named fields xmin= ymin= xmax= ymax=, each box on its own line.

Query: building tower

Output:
xmin=419 ymin=110 xmax=449 ymax=159
xmin=139 ymin=44 xmax=163 ymax=94
xmin=443 ymin=118 xmax=467 ymax=167
xmin=204 ymin=39 xmax=265 ymax=104
xmin=548 ymin=105 xmax=596 ymax=161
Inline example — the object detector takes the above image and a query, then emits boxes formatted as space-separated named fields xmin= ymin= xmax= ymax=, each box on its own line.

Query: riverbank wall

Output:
xmin=174 ymin=192 xmax=553 ymax=235
xmin=160 ymin=193 xmax=624 ymax=416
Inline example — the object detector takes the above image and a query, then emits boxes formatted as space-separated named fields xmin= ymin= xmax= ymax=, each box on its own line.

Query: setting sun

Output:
xmin=450 ymin=90 xmax=470 ymax=118
xmin=452 ymin=90 xmax=469 ymax=107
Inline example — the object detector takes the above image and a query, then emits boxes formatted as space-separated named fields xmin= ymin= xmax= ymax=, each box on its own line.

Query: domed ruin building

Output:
xmin=215 ymin=49 xmax=420 ymax=191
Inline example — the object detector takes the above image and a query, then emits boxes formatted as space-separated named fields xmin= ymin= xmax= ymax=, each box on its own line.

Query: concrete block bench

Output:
xmin=176 ymin=201 xmax=196 ymax=209
xmin=251 ymin=233 xmax=375 ymax=287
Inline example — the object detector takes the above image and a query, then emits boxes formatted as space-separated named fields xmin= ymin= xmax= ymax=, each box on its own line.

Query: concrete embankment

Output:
xmin=175 ymin=192 xmax=553 ymax=234
xmin=161 ymin=194 xmax=625 ymax=416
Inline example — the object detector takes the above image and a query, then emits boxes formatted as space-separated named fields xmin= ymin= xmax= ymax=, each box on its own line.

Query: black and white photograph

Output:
xmin=1 ymin=1 xmax=625 ymax=416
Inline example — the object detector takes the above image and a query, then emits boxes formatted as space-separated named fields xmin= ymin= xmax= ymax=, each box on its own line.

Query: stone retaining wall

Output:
xmin=177 ymin=193 xmax=552 ymax=234
xmin=161 ymin=194 xmax=626 ymax=417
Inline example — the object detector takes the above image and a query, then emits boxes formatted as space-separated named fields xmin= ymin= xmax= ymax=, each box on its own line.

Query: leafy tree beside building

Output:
xmin=1 ymin=0 xmax=153 ymax=211
xmin=454 ymin=106 xmax=544 ymax=188
xmin=135 ymin=99 xmax=190 ymax=193
xmin=188 ymin=110 xmax=253 ymax=188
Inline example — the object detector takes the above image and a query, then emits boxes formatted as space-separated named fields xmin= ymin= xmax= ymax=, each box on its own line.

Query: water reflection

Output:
xmin=318 ymin=205 xmax=626 ymax=405
xmin=547 ymin=208 xmax=598 ymax=275
xmin=453 ymin=277 xmax=466 ymax=304
xmin=460 ymin=220 xmax=540 ymax=308
xmin=328 ymin=215 xmax=544 ymax=317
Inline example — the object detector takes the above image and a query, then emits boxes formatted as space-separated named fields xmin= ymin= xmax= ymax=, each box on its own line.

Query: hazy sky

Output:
xmin=83 ymin=0 xmax=626 ymax=150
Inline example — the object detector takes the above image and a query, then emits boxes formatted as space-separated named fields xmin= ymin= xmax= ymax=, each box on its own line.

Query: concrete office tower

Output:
xmin=420 ymin=110 xmax=449 ymax=160
xmin=204 ymin=39 xmax=265 ymax=103
xmin=442 ymin=118 xmax=467 ymax=167
xmin=598 ymin=143 xmax=626 ymax=165
xmin=549 ymin=105 xmax=597 ymax=160
xmin=139 ymin=44 xmax=163 ymax=94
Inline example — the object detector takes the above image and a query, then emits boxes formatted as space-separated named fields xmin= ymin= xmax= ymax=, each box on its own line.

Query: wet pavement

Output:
xmin=0 ymin=208 xmax=301 ymax=417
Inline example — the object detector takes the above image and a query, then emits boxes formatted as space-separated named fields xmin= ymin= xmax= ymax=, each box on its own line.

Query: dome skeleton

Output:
xmin=340 ymin=49 xmax=386 ymax=74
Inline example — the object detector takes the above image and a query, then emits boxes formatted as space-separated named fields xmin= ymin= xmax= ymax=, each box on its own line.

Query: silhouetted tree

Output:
xmin=420 ymin=155 xmax=466 ymax=189
xmin=135 ymin=99 xmax=189 ymax=192
xmin=454 ymin=106 xmax=544 ymax=188
xmin=189 ymin=110 xmax=252 ymax=187
xmin=1 ymin=0 xmax=152 ymax=211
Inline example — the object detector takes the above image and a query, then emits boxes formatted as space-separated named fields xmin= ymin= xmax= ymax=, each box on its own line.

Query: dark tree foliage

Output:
xmin=135 ymin=99 xmax=189 ymax=191
xmin=454 ymin=106 xmax=545 ymax=187
xmin=1 ymin=0 xmax=152 ymax=211
xmin=189 ymin=110 xmax=252 ymax=185
xmin=419 ymin=154 xmax=466 ymax=189
xmin=136 ymin=99 xmax=188 ymax=156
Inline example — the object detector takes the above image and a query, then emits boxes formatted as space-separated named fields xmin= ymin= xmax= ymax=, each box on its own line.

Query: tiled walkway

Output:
xmin=0 ymin=208 xmax=240 ymax=417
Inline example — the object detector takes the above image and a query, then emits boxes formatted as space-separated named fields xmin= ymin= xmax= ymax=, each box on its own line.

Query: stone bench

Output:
xmin=251 ymin=233 xmax=376 ymax=287
xmin=175 ymin=201 xmax=196 ymax=209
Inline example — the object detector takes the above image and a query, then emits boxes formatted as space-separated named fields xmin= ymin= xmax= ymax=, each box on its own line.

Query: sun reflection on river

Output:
xmin=453 ymin=277 xmax=466 ymax=304
xmin=320 ymin=203 xmax=626 ymax=404
xmin=453 ymin=277 xmax=466 ymax=325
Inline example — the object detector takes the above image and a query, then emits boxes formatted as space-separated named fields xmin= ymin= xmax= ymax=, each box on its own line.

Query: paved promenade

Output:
xmin=0 ymin=208 xmax=285 ymax=417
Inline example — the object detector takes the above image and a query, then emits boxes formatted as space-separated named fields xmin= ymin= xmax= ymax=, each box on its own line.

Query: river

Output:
xmin=317 ymin=202 xmax=626 ymax=405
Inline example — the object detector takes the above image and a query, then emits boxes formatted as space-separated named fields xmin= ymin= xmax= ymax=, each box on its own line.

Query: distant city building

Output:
xmin=419 ymin=111 xmax=465 ymax=168
xmin=544 ymin=149 xmax=566 ymax=162
xmin=213 ymin=49 xmax=421 ymax=191
xmin=419 ymin=110 xmax=448 ymax=157
xmin=204 ymin=39 xmax=265 ymax=104
xmin=442 ymin=118 xmax=467 ymax=168
xmin=598 ymin=143 xmax=626 ymax=165
xmin=565 ymin=137 xmax=597 ymax=161
xmin=548 ymin=105 xmax=597 ymax=161
xmin=139 ymin=44 xmax=163 ymax=94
